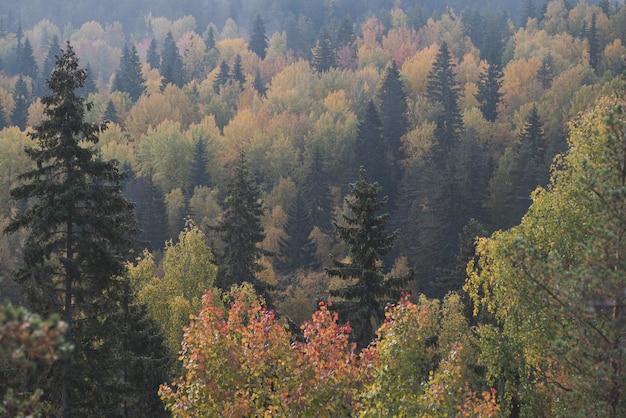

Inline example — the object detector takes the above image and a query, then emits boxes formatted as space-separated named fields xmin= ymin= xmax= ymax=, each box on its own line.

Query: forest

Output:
xmin=1 ymin=0 xmax=626 ymax=416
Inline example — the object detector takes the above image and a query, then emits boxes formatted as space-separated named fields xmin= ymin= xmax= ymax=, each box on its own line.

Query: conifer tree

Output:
xmin=427 ymin=42 xmax=463 ymax=157
xmin=4 ymin=42 xmax=141 ymax=417
xmin=214 ymin=59 xmax=230 ymax=93
xmin=11 ymin=75 xmax=30 ymax=130
xmin=125 ymin=173 xmax=169 ymax=252
xmin=77 ymin=64 xmax=97 ymax=98
xmin=475 ymin=59 xmax=504 ymax=122
xmin=249 ymin=13 xmax=268 ymax=59
xmin=0 ymin=101 xmax=7 ymax=130
xmin=587 ymin=13 xmax=600 ymax=73
xmin=205 ymin=26 xmax=216 ymax=50
xmin=536 ymin=54 xmax=554 ymax=90
xmin=303 ymin=145 xmax=334 ymax=233
xmin=38 ymin=35 xmax=61 ymax=96
xmin=188 ymin=138 xmax=211 ymax=195
xmin=112 ymin=43 xmax=146 ymax=102
xmin=277 ymin=188 xmax=318 ymax=273
xmin=18 ymin=37 xmax=37 ymax=79
xmin=146 ymin=38 xmax=160 ymax=69
xmin=252 ymin=68 xmax=267 ymax=97
xmin=327 ymin=167 xmax=411 ymax=348
xmin=231 ymin=54 xmax=246 ymax=87
xmin=335 ymin=17 xmax=355 ymax=47
xmin=160 ymin=31 xmax=185 ymax=88
xmin=103 ymin=99 xmax=118 ymax=124
xmin=215 ymin=151 xmax=267 ymax=293
xmin=311 ymin=31 xmax=335 ymax=73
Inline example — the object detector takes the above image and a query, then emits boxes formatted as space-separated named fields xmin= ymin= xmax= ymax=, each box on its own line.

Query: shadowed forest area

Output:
xmin=1 ymin=0 xmax=626 ymax=416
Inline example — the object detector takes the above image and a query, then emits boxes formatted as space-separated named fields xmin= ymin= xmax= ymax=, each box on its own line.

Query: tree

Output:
xmin=378 ymin=61 xmax=409 ymax=205
xmin=427 ymin=42 xmax=463 ymax=157
xmin=231 ymin=54 xmax=246 ymax=87
xmin=146 ymin=38 xmax=160 ymax=69
xmin=76 ymin=64 xmax=97 ymax=98
xmin=536 ymin=54 xmax=554 ymax=90
xmin=11 ymin=75 xmax=30 ymax=130
xmin=213 ymin=59 xmax=230 ymax=93
xmin=475 ymin=60 xmax=504 ymax=122
xmin=160 ymin=31 xmax=185 ymax=88
xmin=311 ymin=31 xmax=335 ymax=73
xmin=215 ymin=151 xmax=267 ymax=293
xmin=38 ymin=35 xmax=61 ymax=97
xmin=112 ymin=43 xmax=146 ymax=102
xmin=249 ymin=13 xmax=268 ymax=59
xmin=205 ymin=26 xmax=216 ymax=50
xmin=303 ymin=145 xmax=334 ymax=233
xmin=125 ymin=173 xmax=169 ymax=252
xmin=103 ymin=99 xmax=119 ymax=124
xmin=252 ymin=68 xmax=267 ymax=97
xmin=4 ymin=42 xmax=139 ymax=416
xmin=18 ymin=38 xmax=37 ymax=79
xmin=587 ymin=13 xmax=600 ymax=73
xmin=188 ymin=137 xmax=211 ymax=195
xmin=326 ymin=167 xmax=412 ymax=348
xmin=467 ymin=92 xmax=626 ymax=417
xmin=0 ymin=101 xmax=7 ymax=130
xmin=277 ymin=188 xmax=317 ymax=273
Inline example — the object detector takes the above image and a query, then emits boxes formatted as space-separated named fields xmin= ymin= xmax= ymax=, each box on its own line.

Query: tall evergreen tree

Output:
xmin=355 ymin=100 xmax=393 ymax=202
xmin=0 ymin=101 xmax=7 ymax=130
xmin=475 ymin=59 xmax=504 ymax=122
xmin=587 ymin=13 xmax=600 ymax=73
xmin=327 ymin=167 xmax=412 ymax=348
xmin=188 ymin=138 xmax=211 ymax=195
xmin=112 ymin=43 xmax=146 ymax=102
xmin=303 ymin=145 xmax=334 ymax=233
xmin=11 ymin=75 xmax=30 ymax=130
xmin=38 ymin=35 xmax=61 ymax=96
xmin=335 ymin=17 xmax=355 ymax=47
xmin=427 ymin=42 xmax=463 ymax=158
xmin=205 ymin=26 xmax=216 ymax=50
xmin=18 ymin=37 xmax=37 ymax=79
xmin=103 ymin=99 xmax=119 ymax=124
xmin=277 ymin=188 xmax=318 ymax=273
xmin=4 ymin=42 xmax=144 ymax=417
xmin=213 ymin=59 xmax=230 ymax=93
xmin=311 ymin=31 xmax=335 ymax=73
xmin=378 ymin=61 xmax=409 ymax=204
xmin=124 ymin=172 xmax=169 ymax=252
xmin=76 ymin=64 xmax=97 ymax=98
xmin=537 ymin=54 xmax=554 ymax=90
xmin=231 ymin=54 xmax=246 ymax=87
xmin=160 ymin=31 xmax=185 ymax=88
xmin=215 ymin=151 xmax=267 ymax=293
xmin=252 ymin=68 xmax=267 ymax=97
xmin=146 ymin=38 xmax=160 ymax=69
xmin=249 ymin=13 xmax=268 ymax=59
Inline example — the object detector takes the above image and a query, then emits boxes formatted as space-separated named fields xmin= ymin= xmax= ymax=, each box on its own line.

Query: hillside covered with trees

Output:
xmin=1 ymin=0 xmax=626 ymax=416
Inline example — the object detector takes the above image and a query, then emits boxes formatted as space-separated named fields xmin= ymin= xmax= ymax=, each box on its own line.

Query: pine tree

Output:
xmin=475 ymin=59 xmax=504 ymax=122
xmin=77 ymin=64 xmax=97 ymax=98
xmin=215 ymin=151 xmax=267 ymax=293
xmin=160 ymin=31 xmax=185 ymax=88
xmin=335 ymin=17 xmax=355 ymax=47
xmin=112 ymin=43 xmax=146 ymax=101
xmin=18 ymin=37 xmax=37 ymax=79
xmin=38 ymin=35 xmax=61 ymax=96
xmin=249 ymin=13 xmax=268 ymax=59
xmin=205 ymin=26 xmax=216 ymax=50
xmin=427 ymin=41 xmax=463 ymax=158
xmin=252 ymin=68 xmax=267 ymax=97
xmin=213 ymin=59 xmax=230 ymax=93
xmin=536 ymin=54 xmax=554 ymax=90
xmin=231 ymin=54 xmax=246 ymax=87
xmin=124 ymin=173 xmax=169 ymax=252
xmin=11 ymin=75 xmax=30 ymax=130
xmin=4 ymin=42 xmax=140 ymax=417
xmin=311 ymin=31 xmax=335 ymax=73
xmin=188 ymin=138 xmax=211 ymax=195
xmin=327 ymin=167 xmax=412 ymax=348
xmin=146 ymin=38 xmax=160 ymax=69
xmin=277 ymin=188 xmax=318 ymax=273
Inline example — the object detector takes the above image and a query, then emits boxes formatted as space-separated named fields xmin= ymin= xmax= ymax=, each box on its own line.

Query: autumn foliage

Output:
xmin=160 ymin=292 xmax=498 ymax=417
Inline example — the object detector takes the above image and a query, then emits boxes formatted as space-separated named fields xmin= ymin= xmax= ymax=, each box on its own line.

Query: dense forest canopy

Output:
xmin=1 ymin=0 xmax=626 ymax=415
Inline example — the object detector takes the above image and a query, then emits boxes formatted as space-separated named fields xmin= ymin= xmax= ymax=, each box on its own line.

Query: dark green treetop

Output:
xmin=475 ymin=59 xmax=504 ymax=122
xmin=112 ymin=43 xmax=146 ymax=102
xmin=249 ymin=13 xmax=268 ymax=59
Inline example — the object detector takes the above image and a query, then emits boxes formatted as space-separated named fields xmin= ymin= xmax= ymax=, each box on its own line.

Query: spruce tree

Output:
xmin=475 ymin=59 xmax=504 ymax=122
xmin=103 ymin=99 xmax=119 ymax=124
xmin=18 ymin=37 xmax=38 ymax=79
xmin=537 ymin=54 xmax=554 ymax=90
xmin=125 ymin=173 xmax=169 ymax=252
xmin=38 ymin=35 xmax=61 ymax=97
xmin=205 ymin=26 xmax=216 ymax=50
xmin=303 ymin=145 xmax=334 ymax=233
xmin=77 ymin=64 xmax=97 ymax=98
xmin=146 ymin=38 xmax=160 ymax=69
xmin=327 ymin=167 xmax=411 ymax=348
xmin=215 ymin=151 xmax=267 ymax=293
xmin=252 ymin=68 xmax=267 ymax=97
xmin=188 ymin=138 xmax=211 ymax=195
xmin=213 ymin=59 xmax=230 ymax=93
xmin=277 ymin=188 xmax=318 ymax=273
xmin=249 ymin=13 xmax=268 ymax=59
xmin=4 ymin=42 xmax=140 ymax=417
xmin=311 ymin=31 xmax=335 ymax=73
xmin=160 ymin=31 xmax=185 ymax=88
xmin=427 ymin=41 xmax=463 ymax=158
xmin=11 ymin=75 xmax=30 ymax=130
xmin=231 ymin=54 xmax=246 ymax=87
xmin=587 ymin=13 xmax=600 ymax=74
xmin=112 ymin=43 xmax=146 ymax=102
